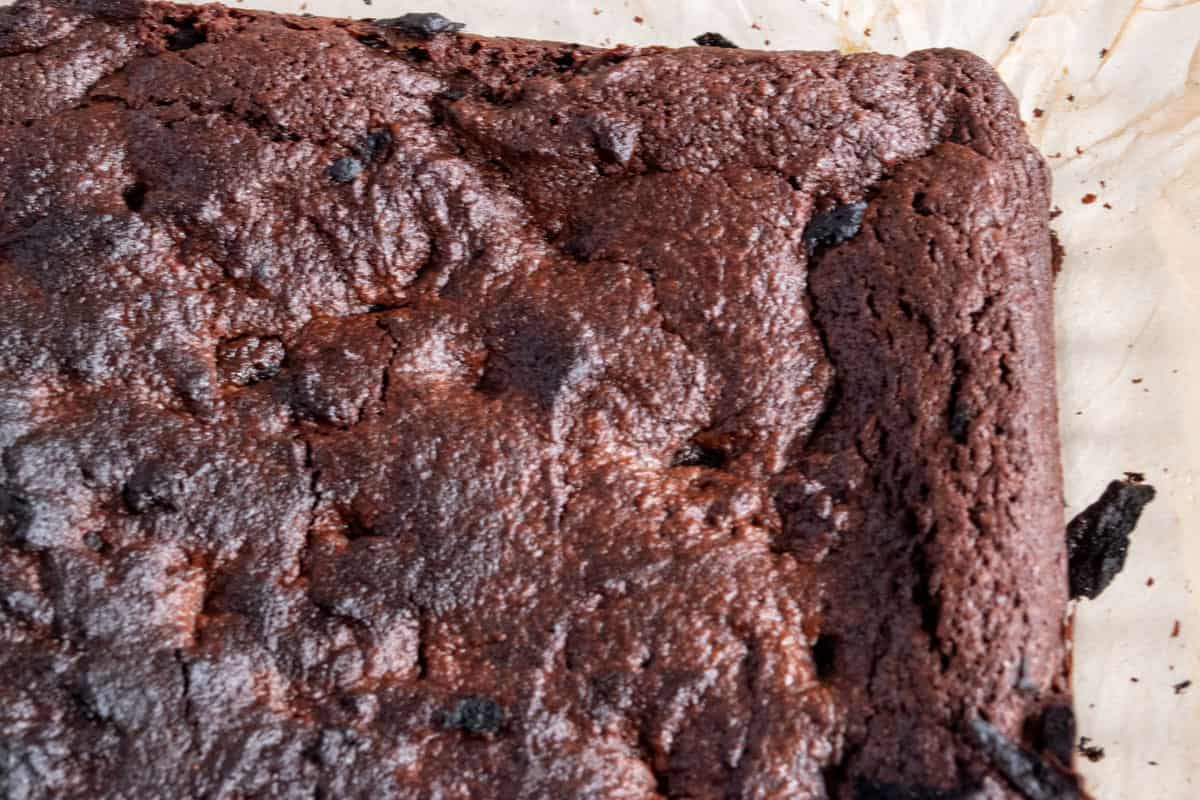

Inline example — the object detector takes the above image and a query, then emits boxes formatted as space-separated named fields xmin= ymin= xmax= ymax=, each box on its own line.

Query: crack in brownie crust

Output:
xmin=0 ymin=2 xmax=1071 ymax=798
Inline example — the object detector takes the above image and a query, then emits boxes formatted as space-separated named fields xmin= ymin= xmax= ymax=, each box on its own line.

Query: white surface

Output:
xmin=10 ymin=0 xmax=1199 ymax=796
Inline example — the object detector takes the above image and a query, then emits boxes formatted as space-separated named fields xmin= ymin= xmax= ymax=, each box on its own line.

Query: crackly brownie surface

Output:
xmin=0 ymin=2 xmax=1071 ymax=797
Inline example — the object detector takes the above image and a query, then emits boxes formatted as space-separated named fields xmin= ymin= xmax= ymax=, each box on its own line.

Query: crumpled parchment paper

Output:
xmin=13 ymin=0 xmax=1199 ymax=795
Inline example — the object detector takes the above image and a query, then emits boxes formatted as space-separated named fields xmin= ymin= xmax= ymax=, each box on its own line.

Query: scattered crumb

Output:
xmin=1100 ymin=48 xmax=1108 ymax=58
xmin=1131 ymin=677 xmax=1140 ymax=683
xmin=764 ymin=39 xmax=771 ymax=46
xmin=1067 ymin=94 xmax=1075 ymax=102
xmin=1033 ymin=108 xmax=1045 ymax=118
xmin=751 ymin=21 xmax=762 ymax=30
xmin=362 ymin=0 xmax=371 ymax=5
xmin=1009 ymin=31 xmax=1020 ymax=42
xmin=1052 ymin=152 xmax=1063 ymax=158
xmin=1149 ymin=761 xmax=1159 ymax=766
xmin=1078 ymin=737 xmax=1105 ymax=762
xmin=1103 ymin=203 xmax=1113 ymax=210
xmin=1075 ymin=146 xmax=1085 ymax=155
xmin=1147 ymin=577 xmax=1155 ymax=586
xmin=1174 ymin=680 xmax=1191 ymax=695
xmin=1049 ymin=206 xmax=1062 ymax=219
xmin=1125 ymin=471 xmax=1146 ymax=483
xmin=864 ymin=28 xmax=871 ymax=37
xmin=1131 ymin=377 xmax=1143 ymax=384
xmin=632 ymin=15 xmax=643 ymax=24
xmin=1081 ymin=193 xmax=1098 ymax=204
xmin=1074 ymin=411 xmax=1083 ymax=416
xmin=593 ymin=8 xmax=601 ymax=15
xmin=1100 ymin=180 xmax=1107 ymax=188
xmin=1171 ymin=620 xmax=1181 ymax=638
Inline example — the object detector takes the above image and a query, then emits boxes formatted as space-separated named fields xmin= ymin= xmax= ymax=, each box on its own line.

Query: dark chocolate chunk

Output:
xmin=803 ymin=201 xmax=868 ymax=254
xmin=442 ymin=696 xmax=502 ymax=734
xmin=358 ymin=129 xmax=393 ymax=161
xmin=968 ymin=717 xmax=1079 ymax=800
xmin=1077 ymin=737 xmax=1105 ymax=762
xmin=1034 ymin=704 xmax=1075 ymax=765
xmin=165 ymin=15 xmax=206 ymax=51
xmin=374 ymin=12 xmax=464 ymax=37
xmin=693 ymin=32 xmax=738 ymax=48
xmin=328 ymin=157 xmax=364 ymax=183
xmin=853 ymin=777 xmax=967 ymax=799
xmin=669 ymin=440 xmax=726 ymax=469
xmin=122 ymin=461 xmax=186 ymax=514
xmin=1067 ymin=478 xmax=1157 ymax=599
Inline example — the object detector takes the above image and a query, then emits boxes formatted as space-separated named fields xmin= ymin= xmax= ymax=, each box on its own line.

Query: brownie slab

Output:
xmin=0 ymin=2 xmax=1073 ymax=797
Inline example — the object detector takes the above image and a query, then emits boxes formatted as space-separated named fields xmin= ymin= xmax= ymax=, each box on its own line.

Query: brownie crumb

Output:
xmin=1131 ymin=377 xmax=1143 ymax=384
xmin=375 ymin=12 xmax=465 ymax=37
xmin=1103 ymin=203 xmax=1112 ymax=210
xmin=1049 ymin=230 xmax=1065 ymax=276
xmin=1049 ymin=206 xmax=1063 ymax=219
xmin=1149 ymin=761 xmax=1158 ymax=766
xmin=803 ymin=202 xmax=868 ymax=254
xmin=1099 ymin=48 xmax=1108 ymax=57
xmin=1066 ymin=94 xmax=1075 ymax=102
xmin=1081 ymin=194 xmax=1097 ymax=205
xmin=693 ymin=32 xmax=738 ymax=48
xmin=328 ymin=157 xmax=364 ymax=183
xmin=1147 ymin=577 xmax=1155 ymax=586
xmin=1009 ymin=31 xmax=1020 ymax=42
xmin=1124 ymin=471 xmax=1145 ymax=483
xmin=968 ymin=717 xmax=1080 ymax=800
xmin=1075 ymin=146 xmax=1085 ymax=155
xmin=1033 ymin=108 xmax=1045 ymax=118
xmin=1067 ymin=478 xmax=1157 ymax=599
xmin=1078 ymin=737 xmax=1105 ymax=762
xmin=1130 ymin=677 xmax=1139 ymax=683
xmin=632 ymin=15 xmax=643 ymax=24
xmin=442 ymin=696 xmax=503 ymax=733
xmin=1099 ymin=180 xmax=1107 ymax=188
xmin=864 ymin=28 xmax=872 ymax=37
xmin=1171 ymin=620 xmax=1181 ymax=638
xmin=1173 ymin=680 xmax=1191 ymax=695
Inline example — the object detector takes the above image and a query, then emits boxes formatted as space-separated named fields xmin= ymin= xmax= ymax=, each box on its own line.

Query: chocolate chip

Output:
xmin=803 ymin=202 xmax=868 ymax=254
xmin=123 ymin=461 xmax=186 ymax=514
xmin=328 ymin=157 xmax=364 ymax=183
xmin=669 ymin=441 xmax=726 ymax=469
xmin=1034 ymin=705 xmax=1075 ymax=765
xmin=1077 ymin=737 xmax=1105 ymax=762
xmin=968 ymin=717 xmax=1080 ymax=800
xmin=1066 ymin=479 xmax=1156 ymax=599
xmin=358 ymin=129 xmax=393 ymax=161
xmin=442 ymin=696 xmax=502 ymax=734
xmin=122 ymin=182 xmax=147 ymax=212
xmin=165 ymin=16 xmax=206 ymax=51
xmin=374 ymin=12 xmax=464 ymax=37
xmin=852 ymin=777 xmax=965 ymax=799
xmin=693 ymin=32 xmax=738 ymax=48
xmin=812 ymin=634 xmax=837 ymax=680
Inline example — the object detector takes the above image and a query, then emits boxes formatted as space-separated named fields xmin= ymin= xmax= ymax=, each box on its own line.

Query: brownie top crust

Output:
xmin=0 ymin=2 xmax=1070 ymax=798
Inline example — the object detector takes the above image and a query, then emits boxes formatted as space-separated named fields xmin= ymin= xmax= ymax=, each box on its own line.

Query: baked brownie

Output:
xmin=0 ymin=1 xmax=1073 ymax=797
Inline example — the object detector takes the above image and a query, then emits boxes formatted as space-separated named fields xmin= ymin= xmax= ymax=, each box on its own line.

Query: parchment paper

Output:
xmin=13 ymin=0 xmax=1199 ymax=795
